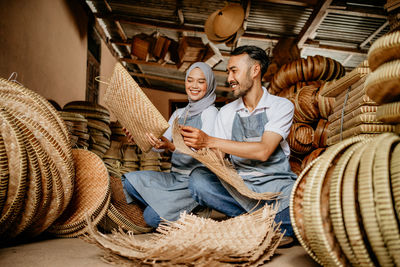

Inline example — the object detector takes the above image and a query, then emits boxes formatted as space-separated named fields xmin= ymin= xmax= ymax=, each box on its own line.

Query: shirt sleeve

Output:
xmin=200 ymin=107 xmax=218 ymax=136
xmin=212 ymin=109 xmax=228 ymax=139
xmin=264 ymin=99 xmax=294 ymax=140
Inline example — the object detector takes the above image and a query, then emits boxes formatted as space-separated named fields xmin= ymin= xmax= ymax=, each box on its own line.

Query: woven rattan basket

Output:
xmin=288 ymin=123 xmax=314 ymax=154
xmin=368 ymin=30 xmax=400 ymax=71
xmin=365 ymin=60 xmax=400 ymax=104
xmin=293 ymin=85 xmax=320 ymax=123
xmin=104 ymin=63 xmax=169 ymax=152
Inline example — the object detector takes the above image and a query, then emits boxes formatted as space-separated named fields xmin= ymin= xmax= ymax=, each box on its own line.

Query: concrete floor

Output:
xmin=0 ymin=235 xmax=319 ymax=267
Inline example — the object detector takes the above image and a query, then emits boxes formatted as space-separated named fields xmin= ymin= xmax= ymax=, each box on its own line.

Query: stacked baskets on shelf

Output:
xmin=269 ymin=55 xmax=345 ymax=175
xmin=59 ymin=111 xmax=89 ymax=149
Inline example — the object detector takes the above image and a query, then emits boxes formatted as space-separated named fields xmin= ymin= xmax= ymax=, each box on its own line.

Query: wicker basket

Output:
xmin=288 ymin=123 xmax=314 ymax=154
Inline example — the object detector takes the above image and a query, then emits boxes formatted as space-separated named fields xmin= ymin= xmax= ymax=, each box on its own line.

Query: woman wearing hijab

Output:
xmin=122 ymin=62 xmax=218 ymax=228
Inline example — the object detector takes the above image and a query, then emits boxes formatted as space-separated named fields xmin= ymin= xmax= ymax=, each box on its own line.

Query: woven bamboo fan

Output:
xmin=365 ymin=60 xmax=400 ymax=104
xmin=104 ymin=63 xmax=169 ymax=152
xmin=368 ymin=30 xmax=400 ymax=71
xmin=288 ymin=123 xmax=314 ymax=154
xmin=47 ymin=149 xmax=110 ymax=237
xmin=376 ymin=101 xmax=400 ymax=123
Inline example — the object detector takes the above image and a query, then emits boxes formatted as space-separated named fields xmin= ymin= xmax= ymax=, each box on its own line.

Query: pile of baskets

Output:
xmin=290 ymin=133 xmax=400 ymax=266
xmin=63 ymin=101 xmax=111 ymax=158
xmin=0 ymin=78 xmax=75 ymax=241
xmin=59 ymin=111 xmax=89 ymax=148
xmin=270 ymin=55 xmax=345 ymax=175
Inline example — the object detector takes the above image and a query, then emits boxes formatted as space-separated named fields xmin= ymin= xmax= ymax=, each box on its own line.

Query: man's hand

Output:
xmin=146 ymin=133 xmax=175 ymax=151
xmin=180 ymin=125 xmax=210 ymax=150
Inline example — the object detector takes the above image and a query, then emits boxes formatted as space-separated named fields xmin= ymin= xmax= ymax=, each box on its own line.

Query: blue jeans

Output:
xmin=123 ymin=178 xmax=161 ymax=228
xmin=189 ymin=167 xmax=293 ymax=237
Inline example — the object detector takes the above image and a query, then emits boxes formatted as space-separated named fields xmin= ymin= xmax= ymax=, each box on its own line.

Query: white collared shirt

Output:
xmin=213 ymin=87 xmax=294 ymax=156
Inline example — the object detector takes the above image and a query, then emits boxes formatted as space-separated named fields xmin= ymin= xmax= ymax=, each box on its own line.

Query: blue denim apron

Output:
xmin=221 ymin=111 xmax=297 ymax=213
xmin=122 ymin=114 xmax=202 ymax=221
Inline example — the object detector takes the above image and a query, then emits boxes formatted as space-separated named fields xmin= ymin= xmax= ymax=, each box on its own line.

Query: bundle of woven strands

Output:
xmin=85 ymin=204 xmax=283 ymax=266
xmin=290 ymin=133 xmax=400 ymax=266
xmin=0 ymin=78 xmax=75 ymax=241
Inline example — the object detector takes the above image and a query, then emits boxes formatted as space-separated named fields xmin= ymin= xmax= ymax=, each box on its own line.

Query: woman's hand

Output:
xmin=122 ymin=127 xmax=135 ymax=144
xmin=180 ymin=125 xmax=210 ymax=150
xmin=146 ymin=133 xmax=175 ymax=152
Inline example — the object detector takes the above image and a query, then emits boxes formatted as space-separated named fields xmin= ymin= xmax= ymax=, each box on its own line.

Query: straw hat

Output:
xmin=204 ymin=4 xmax=244 ymax=42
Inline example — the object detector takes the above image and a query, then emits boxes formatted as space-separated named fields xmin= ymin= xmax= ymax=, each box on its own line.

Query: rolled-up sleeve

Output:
xmin=264 ymin=100 xmax=294 ymax=140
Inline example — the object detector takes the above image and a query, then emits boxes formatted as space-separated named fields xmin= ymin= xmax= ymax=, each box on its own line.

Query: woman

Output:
xmin=122 ymin=62 xmax=218 ymax=228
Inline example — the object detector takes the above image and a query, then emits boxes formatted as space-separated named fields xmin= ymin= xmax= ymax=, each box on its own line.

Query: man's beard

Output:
xmin=233 ymin=76 xmax=253 ymax=98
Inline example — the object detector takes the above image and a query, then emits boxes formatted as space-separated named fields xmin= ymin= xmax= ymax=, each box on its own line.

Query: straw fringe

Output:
xmin=171 ymin=119 xmax=280 ymax=200
xmin=84 ymin=204 xmax=283 ymax=266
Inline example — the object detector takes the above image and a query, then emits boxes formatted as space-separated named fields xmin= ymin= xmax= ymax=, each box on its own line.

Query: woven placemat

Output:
xmin=327 ymin=125 xmax=395 ymax=146
xmin=373 ymin=134 xmax=400 ymax=265
xmin=341 ymin=142 xmax=376 ymax=266
xmin=329 ymin=141 xmax=367 ymax=266
xmin=376 ymin=101 xmax=400 ymax=123
xmin=368 ymin=30 xmax=400 ymax=71
xmin=48 ymin=149 xmax=110 ymax=234
xmin=104 ymin=63 xmax=169 ymax=152
xmin=319 ymin=60 xmax=369 ymax=97
xmin=358 ymin=133 xmax=395 ymax=266
xmin=328 ymin=113 xmax=381 ymax=136
xmin=328 ymin=105 xmax=377 ymax=123
xmin=365 ymin=60 xmax=400 ymax=104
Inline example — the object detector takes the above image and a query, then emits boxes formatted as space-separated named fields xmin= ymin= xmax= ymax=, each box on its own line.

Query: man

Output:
xmin=180 ymin=45 xmax=297 ymax=238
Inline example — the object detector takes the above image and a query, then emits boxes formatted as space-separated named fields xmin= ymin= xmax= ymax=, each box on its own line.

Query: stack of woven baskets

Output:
xmin=290 ymin=133 xmax=400 ymax=266
xmin=269 ymin=55 xmax=345 ymax=175
xmin=160 ymin=151 xmax=172 ymax=172
xmin=121 ymin=144 xmax=140 ymax=173
xmin=59 ymin=111 xmax=89 ymax=149
xmin=0 ymin=78 xmax=75 ymax=241
xmin=366 ymin=30 xmax=400 ymax=133
xmin=139 ymin=150 xmax=162 ymax=171
xmin=63 ymin=101 xmax=111 ymax=158
xmin=103 ymin=140 xmax=123 ymax=178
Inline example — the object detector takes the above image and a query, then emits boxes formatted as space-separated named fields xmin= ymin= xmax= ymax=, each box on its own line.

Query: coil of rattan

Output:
xmin=376 ymin=101 xmax=400 ymax=123
xmin=368 ymin=30 xmax=400 ymax=71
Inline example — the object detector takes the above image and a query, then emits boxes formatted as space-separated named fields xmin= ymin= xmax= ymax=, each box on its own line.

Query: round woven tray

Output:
xmin=372 ymin=134 xmax=400 ymax=265
xmin=288 ymin=123 xmax=314 ymax=154
xmin=329 ymin=141 xmax=366 ymax=266
xmin=0 ymin=109 xmax=28 ymax=237
xmin=376 ymin=101 xmax=400 ymax=123
xmin=365 ymin=59 xmax=400 ymax=104
xmin=368 ymin=30 xmax=400 ymax=71
xmin=303 ymin=136 xmax=370 ymax=267
xmin=47 ymin=149 xmax=110 ymax=234
xmin=341 ymin=140 xmax=376 ymax=266
xmin=358 ymin=133 xmax=395 ymax=266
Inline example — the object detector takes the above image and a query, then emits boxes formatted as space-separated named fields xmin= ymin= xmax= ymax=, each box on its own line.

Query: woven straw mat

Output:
xmin=104 ymin=63 xmax=169 ymax=152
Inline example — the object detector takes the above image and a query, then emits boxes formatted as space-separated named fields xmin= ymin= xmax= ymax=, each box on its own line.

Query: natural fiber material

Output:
xmin=172 ymin=119 xmax=280 ymax=200
xmin=327 ymin=125 xmax=395 ymax=145
xmin=365 ymin=60 xmax=400 ymax=104
xmin=328 ymin=113 xmax=381 ymax=136
xmin=368 ymin=30 xmax=400 ymax=71
xmin=85 ymin=204 xmax=283 ymax=266
xmin=328 ymin=105 xmax=378 ymax=124
xmin=104 ymin=63 xmax=169 ymax=152
xmin=376 ymin=101 xmax=400 ymax=123
xmin=47 ymin=149 xmax=110 ymax=236
xmin=391 ymin=143 xmax=400 ymax=226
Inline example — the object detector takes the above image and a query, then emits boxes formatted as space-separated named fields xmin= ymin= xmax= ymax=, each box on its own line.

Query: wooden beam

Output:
xmin=297 ymin=0 xmax=333 ymax=48
xmin=342 ymin=54 xmax=353 ymax=65
xmin=328 ymin=5 xmax=387 ymax=19
xmin=260 ymin=0 xmax=318 ymax=7
xmin=129 ymin=72 xmax=230 ymax=92
xmin=304 ymin=40 xmax=368 ymax=55
xmin=121 ymin=58 xmax=228 ymax=77
xmin=360 ymin=21 xmax=389 ymax=48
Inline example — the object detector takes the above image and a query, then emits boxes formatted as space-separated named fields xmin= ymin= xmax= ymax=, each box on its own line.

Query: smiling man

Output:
xmin=180 ymin=45 xmax=297 ymax=239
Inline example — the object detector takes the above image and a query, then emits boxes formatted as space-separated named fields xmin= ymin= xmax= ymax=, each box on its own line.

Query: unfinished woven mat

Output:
xmin=104 ymin=63 xmax=169 ymax=152
xmin=172 ymin=119 xmax=280 ymax=200
xmin=85 ymin=204 xmax=283 ymax=266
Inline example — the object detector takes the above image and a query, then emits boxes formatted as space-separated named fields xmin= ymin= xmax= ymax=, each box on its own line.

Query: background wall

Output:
xmin=0 ymin=0 xmax=88 ymax=107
